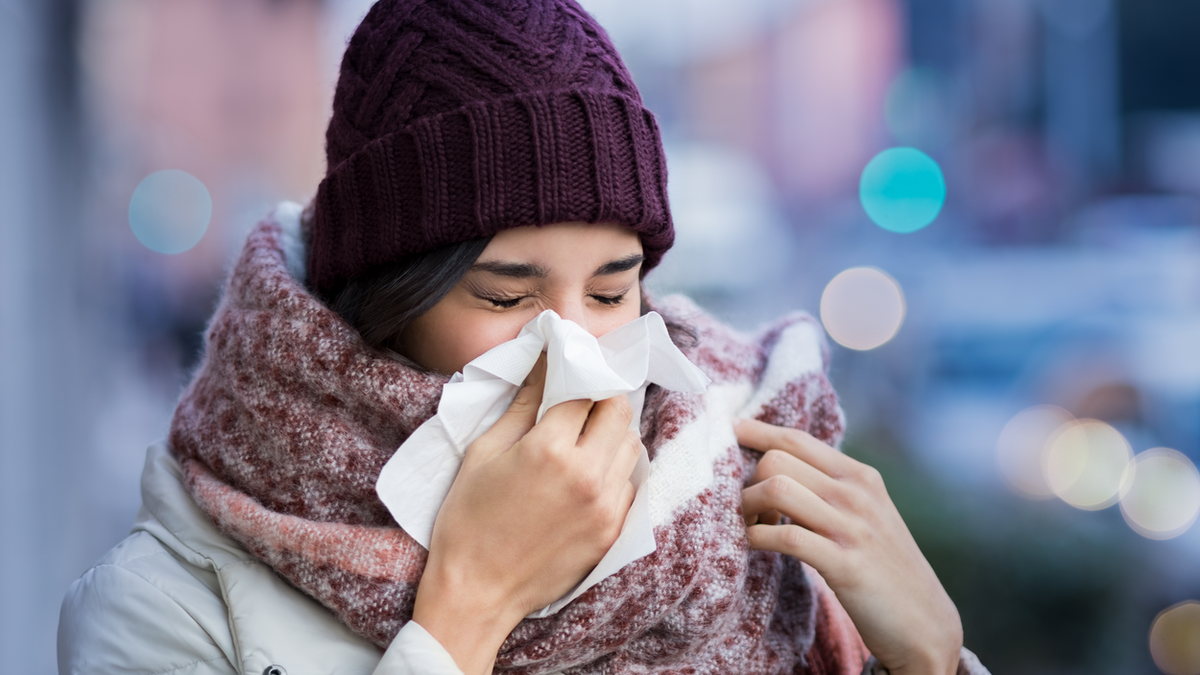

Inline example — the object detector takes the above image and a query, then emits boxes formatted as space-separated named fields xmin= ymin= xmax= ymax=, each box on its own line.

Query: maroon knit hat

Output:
xmin=310 ymin=0 xmax=673 ymax=300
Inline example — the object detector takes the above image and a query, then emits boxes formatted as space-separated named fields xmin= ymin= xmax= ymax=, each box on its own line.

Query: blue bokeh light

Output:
xmin=129 ymin=169 xmax=212 ymax=254
xmin=859 ymin=147 xmax=946 ymax=233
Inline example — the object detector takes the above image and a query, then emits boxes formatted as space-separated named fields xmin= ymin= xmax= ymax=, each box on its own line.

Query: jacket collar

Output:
xmin=135 ymin=443 xmax=384 ymax=675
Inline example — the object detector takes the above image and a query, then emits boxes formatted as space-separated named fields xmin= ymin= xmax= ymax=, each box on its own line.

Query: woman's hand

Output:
xmin=412 ymin=356 xmax=641 ymax=675
xmin=737 ymin=419 xmax=963 ymax=675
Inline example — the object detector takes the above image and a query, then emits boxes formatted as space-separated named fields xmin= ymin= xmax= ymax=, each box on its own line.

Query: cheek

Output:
xmin=590 ymin=301 xmax=642 ymax=339
xmin=456 ymin=319 xmax=526 ymax=362
xmin=413 ymin=308 xmax=529 ymax=374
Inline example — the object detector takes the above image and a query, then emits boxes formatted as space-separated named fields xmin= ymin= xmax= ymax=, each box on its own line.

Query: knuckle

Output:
xmin=763 ymin=474 xmax=793 ymax=501
xmin=846 ymin=550 xmax=871 ymax=581
xmin=609 ymin=394 xmax=633 ymax=424
xmin=865 ymin=465 xmax=885 ymax=487
xmin=520 ymin=421 xmax=547 ymax=444
xmin=781 ymin=525 xmax=806 ymax=553
xmin=584 ymin=500 xmax=626 ymax=549
xmin=599 ymin=500 xmax=626 ymax=533
xmin=464 ymin=433 xmax=496 ymax=458
xmin=511 ymin=391 xmax=533 ymax=409
xmin=572 ymin=472 xmax=604 ymax=502
xmin=855 ymin=463 xmax=884 ymax=489
xmin=518 ymin=428 xmax=548 ymax=455
xmin=625 ymin=429 xmax=641 ymax=450
xmin=511 ymin=385 xmax=540 ymax=409
xmin=840 ymin=487 xmax=868 ymax=521
xmin=839 ymin=517 xmax=872 ymax=549
xmin=825 ymin=479 xmax=858 ymax=510
xmin=525 ymin=433 xmax=568 ymax=467
xmin=759 ymin=449 xmax=788 ymax=476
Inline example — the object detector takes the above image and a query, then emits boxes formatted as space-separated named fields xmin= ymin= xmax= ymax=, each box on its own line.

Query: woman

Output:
xmin=59 ymin=1 xmax=987 ymax=674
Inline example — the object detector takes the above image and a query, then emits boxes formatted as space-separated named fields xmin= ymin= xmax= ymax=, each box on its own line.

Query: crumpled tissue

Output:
xmin=376 ymin=309 xmax=711 ymax=616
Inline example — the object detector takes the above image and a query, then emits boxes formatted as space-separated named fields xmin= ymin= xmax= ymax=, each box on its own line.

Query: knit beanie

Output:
xmin=310 ymin=0 xmax=674 ymax=300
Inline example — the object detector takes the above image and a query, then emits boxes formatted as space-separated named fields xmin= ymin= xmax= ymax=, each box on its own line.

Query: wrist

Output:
xmin=884 ymin=646 xmax=961 ymax=675
xmin=412 ymin=562 xmax=525 ymax=675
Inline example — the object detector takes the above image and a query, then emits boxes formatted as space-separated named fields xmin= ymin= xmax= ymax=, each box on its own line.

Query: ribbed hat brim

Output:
xmin=311 ymin=89 xmax=672 ymax=299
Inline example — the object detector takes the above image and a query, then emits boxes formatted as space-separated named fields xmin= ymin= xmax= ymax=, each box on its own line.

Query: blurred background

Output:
xmin=3 ymin=0 xmax=1199 ymax=672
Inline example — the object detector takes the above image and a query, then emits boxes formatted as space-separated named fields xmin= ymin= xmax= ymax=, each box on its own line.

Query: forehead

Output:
xmin=477 ymin=221 xmax=641 ymax=262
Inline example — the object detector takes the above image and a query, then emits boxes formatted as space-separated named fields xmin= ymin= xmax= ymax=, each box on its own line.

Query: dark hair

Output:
xmin=328 ymin=237 xmax=493 ymax=358
xmin=310 ymin=209 xmax=698 ymax=363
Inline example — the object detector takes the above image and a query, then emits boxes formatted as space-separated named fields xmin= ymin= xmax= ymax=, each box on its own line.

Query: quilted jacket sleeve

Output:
xmin=58 ymin=534 xmax=237 ymax=675
xmin=377 ymin=623 xmax=466 ymax=675
xmin=58 ymin=533 xmax=469 ymax=675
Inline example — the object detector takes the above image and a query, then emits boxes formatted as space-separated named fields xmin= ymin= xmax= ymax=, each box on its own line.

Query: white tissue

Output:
xmin=375 ymin=310 xmax=711 ymax=617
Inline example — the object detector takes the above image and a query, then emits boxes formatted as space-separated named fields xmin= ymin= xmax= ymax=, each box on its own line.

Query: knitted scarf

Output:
xmin=169 ymin=209 xmax=868 ymax=674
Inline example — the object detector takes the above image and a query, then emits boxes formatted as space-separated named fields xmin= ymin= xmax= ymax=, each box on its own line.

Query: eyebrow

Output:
xmin=593 ymin=254 xmax=644 ymax=276
xmin=469 ymin=261 xmax=548 ymax=278
xmin=469 ymin=253 xmax=644 ymax=279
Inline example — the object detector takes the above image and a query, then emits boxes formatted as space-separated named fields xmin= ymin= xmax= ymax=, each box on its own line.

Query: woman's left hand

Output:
xmin=737 ymin=418 xmax=963 ymax=675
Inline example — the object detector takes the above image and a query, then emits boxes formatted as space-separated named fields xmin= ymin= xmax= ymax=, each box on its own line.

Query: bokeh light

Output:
xmin=1150 ymin=601 xmax=1200 ymax=675
xmin=859 ymin=147 xmax=946 ymax=233
xmin=128 ymin=169 xmax=212 ymax=254
xmin=819 ymin=267 xmax=906 ymax=351
xmin=1043 ymin=419 xmax=1133 ymax=510
xmin=1120 ymin=448 xmax=1200 ymax=540
xmin=996 ymin=405 xmax=1076 ymax=499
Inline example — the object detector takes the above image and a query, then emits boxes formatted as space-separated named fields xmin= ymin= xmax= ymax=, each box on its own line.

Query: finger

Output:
xmin=742 ymin=476 xmax=845 ymax=539
xmin=745 ymin=522 xmax=840 ymax=571
xmin=464 ymin=355 xmax=547 ymax=466
xmin=525 ymin=351 xmax=548 ymax=388
xmin=535 ymin=398 xmax=594 ymax=443
xmin=618 ymin=480 xmax=635 ymax=519
xmin=735 ymin=418 xmax=849 ymax=477
xmin=602 ymin=430 xmax=642 ymax=488
xmin=749 ymin=449 xmax=845 ymax=504
xmin=745 ymin=509 xmax=782 ymax=526
xmin=578 ymin=395 xmax=634 ymax=456
xmin=599 ymin=480 xmax=637 ymax=545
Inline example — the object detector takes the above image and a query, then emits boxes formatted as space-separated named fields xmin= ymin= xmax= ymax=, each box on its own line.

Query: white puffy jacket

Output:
xmin=58 ymin=444 xmax=985 ymax=675
xmin=57 ymin=442 xmax=464 ymax=675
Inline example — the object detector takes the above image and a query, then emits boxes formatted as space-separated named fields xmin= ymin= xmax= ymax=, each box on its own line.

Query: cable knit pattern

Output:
xmin=311 ymin=0 xmax=673 ymax=299
xmin=170 ymin=208 xmax=867 ymax=673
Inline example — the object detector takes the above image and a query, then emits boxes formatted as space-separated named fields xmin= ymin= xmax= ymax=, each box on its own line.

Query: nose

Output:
xmin=551 ymin=297 xmax=592 ymax=335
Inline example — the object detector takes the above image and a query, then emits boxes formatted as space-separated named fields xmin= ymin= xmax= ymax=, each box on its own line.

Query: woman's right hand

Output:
xmin=411 ymin=355 xmax=642 ymax=675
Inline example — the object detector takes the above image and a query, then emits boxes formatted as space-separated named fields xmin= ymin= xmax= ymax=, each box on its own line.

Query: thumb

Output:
xmin=462 ymin=352 xmax=546 ymax=468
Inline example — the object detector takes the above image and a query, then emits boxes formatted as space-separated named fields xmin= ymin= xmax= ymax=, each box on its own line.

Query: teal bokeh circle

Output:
xmin=859 ymin=147 xmax=946 ymax=233
xmin=129 ymin=169 xmax=212 ymax=254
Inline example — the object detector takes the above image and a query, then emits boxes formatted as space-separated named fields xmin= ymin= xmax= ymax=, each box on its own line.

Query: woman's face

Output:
xmin=400 ymin=222 xmax=644 ymax=375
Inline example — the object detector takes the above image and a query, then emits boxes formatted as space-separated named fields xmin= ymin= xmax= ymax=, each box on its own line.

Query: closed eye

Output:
xmin=591 ymin=293 xmax=626 ymax=306
xmin=486 ymin=296 xmax=524 ymax=308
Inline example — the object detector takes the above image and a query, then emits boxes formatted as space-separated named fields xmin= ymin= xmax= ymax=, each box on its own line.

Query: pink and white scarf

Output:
xmin=169 ymin=206 xmax=867 ymax=674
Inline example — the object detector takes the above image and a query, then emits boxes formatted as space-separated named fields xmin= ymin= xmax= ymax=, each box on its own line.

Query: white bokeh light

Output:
xmin=996 ymin=405 xmax=1075 ymax=499
xmin=819 ymin=267 xmax=906 ymax=351
xmin=1043 ymin=419 xmax=1133 ymax=510
xmin=1120 ymin=448 xmax=1200 ymax=540
xmin=1150 ymin=601 xmax=1200 ymax=675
